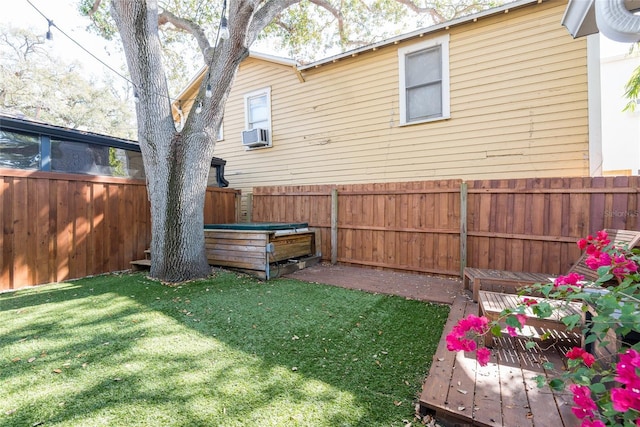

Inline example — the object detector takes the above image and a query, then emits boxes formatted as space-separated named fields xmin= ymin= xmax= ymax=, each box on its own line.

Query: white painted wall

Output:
xmin=600 ymin=35 xmax=640 ymax=175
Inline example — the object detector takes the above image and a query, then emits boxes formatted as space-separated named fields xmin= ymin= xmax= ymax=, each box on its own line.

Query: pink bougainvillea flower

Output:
xmin=570 ymin=384 xmax=598 ymax=419
xmin=614 ymin=349 xmax=640 ymax=386
xmin=515 ymin=313 xmax=527 ymax=328
xmin=582 ymin=352 xmax=595 ymax=368
xmin=581 ymin=419 xmax=606 ymax=427
xmin=446 ymin=314 xmax=492 ymax=367
xmin=566 ymin=347 xmax=585 ymax=359
xmin=522 ymin=297 xmax=537 ymax=307
xmin=566 ymin=347 xmax=596 ymax=368
xmin=610 ymin=387 xmax=639 ymax=412
xmin=586 ymin=252 xmax=612 ymax=271
xmin=476 ymin=348 xmax=491 ymax=366
xmin=506 ymin=326 xmax=517 ymax=337
xmin=610 ymin=254 xmax=638 ymax=279
xmin=577 ymin=238 xmax=588 ymax=250
xmin=554 ymin=272 xmax=585 ymax=288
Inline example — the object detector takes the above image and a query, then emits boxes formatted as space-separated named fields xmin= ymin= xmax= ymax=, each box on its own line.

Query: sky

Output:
xmin=0 ymin=0 xmax=126 ymax=79
xmin=1 ymin=1 xmax=638 ymax=81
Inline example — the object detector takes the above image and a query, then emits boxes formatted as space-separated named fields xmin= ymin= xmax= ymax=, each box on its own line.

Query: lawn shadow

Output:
xmin=0 ymin=270 xmax=449 ymax=426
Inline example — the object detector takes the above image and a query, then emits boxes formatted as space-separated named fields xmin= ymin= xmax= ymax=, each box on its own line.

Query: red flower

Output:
xmin=566 ymin=347 xmax=595 ymax=367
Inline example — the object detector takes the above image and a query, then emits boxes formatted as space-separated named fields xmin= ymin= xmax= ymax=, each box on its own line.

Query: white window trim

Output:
xmin=243 ymin=86 xmax=272 ymax=149
xmin=398 ymin=34 xmax=450 ymax=126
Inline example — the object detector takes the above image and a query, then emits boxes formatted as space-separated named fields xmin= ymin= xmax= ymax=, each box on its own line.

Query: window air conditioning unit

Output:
xmin=242 ymin=128 xmax=269 ymax=147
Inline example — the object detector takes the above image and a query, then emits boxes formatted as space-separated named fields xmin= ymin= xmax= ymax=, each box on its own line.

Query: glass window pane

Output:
xmin=406 ymin=46 xmax=441 ymax=87
xmin=407 ymin=83 xmax=442 ymax=121
xmin=51 ymin=140 xmax=145 ymax=178
xmin=248 ymin=95 xmax=268 ymax=124
xmin=0 ymin=131 xmax=40 ymax=169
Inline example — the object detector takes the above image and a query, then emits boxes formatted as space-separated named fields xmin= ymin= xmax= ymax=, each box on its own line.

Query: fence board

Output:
xmin=253 ymin=176 xmax=640 ymax=279
xmin=0 ymin=170 xmax=238 ymax=291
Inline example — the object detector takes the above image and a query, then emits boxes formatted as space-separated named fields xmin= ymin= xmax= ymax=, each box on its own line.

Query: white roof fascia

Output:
xmin=298 ymin=0 xmax=543 ymax=71
xmin=248 ymin=51 xmax=299 ymax=67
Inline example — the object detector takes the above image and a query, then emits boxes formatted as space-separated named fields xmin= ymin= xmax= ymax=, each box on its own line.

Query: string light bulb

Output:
xmin=195 ymin=102 xmax=203 ymax=114
xmin=219 ymin=16 xmax=230 ymax=40
xmin=46 ymin=19 xmax=54 ymax=40
xmin=205 ymin=84 xmax=212 ymax=98
xmin=133 ymin=89 xmax=140 ymax=103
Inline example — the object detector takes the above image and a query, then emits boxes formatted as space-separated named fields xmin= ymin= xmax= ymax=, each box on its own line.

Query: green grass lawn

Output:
xmin=0 ymin=270 xmax=449 ymax=426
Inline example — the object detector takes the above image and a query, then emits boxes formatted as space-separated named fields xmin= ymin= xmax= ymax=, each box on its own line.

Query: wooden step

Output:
xmin=144 ymin=249 xmax=151 ymax=260
xmin=130 ymin=259 xmax=151 ymax=271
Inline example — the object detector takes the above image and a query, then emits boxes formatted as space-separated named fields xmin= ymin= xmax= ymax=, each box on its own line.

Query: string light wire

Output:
xmin=24 ymin=0 xmax=226 ymax=109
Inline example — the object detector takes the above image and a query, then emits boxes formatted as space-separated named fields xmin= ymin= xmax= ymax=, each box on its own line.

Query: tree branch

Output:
xmin=392 ymin=0 xmax=444 ymax=22
xmin=158 ymin=9 xmax=212 ymax=62
xmin=88 ymin=0 xmax=103 ymax=17
xmin=308 ymin=0 xmax=344 ymax=41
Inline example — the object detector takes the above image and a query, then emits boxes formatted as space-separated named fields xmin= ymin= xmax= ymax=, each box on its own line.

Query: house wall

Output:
xmin=210 ymin=0 xmax=589 ymax=218
xmin=599 ymin=36 xmax=640 ymax=175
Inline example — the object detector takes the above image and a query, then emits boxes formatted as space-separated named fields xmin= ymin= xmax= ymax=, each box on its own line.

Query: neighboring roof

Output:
xmin=0 ymin=113 xmax=140 ymax=151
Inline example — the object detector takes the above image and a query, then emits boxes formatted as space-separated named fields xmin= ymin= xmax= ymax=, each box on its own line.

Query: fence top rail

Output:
xmin=0 ymin=168 xmax=148 ymax=185
xmin=468 ymin=187 xmax=640 ymax=194
xmin=253 ymin=188 xmax=461 ymax=196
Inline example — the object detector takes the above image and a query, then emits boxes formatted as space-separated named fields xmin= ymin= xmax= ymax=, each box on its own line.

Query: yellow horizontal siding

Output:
xmin=210 ymin=0 xmax=588 ymax=205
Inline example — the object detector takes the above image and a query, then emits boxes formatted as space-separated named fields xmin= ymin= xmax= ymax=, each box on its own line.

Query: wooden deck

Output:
xmin=419 ymin=294 xmax=581 ymax=427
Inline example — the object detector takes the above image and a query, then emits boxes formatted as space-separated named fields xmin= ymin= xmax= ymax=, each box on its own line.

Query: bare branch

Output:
xmin=247 ymin=0 xmax=302 ymax=45
xmin=392 ymin=0 xmax=445 ymax=23
xmin=158 ymin=9 xmax=212 ymax=62
xmin=88 ymin=0 xmax=103 ymax=17
xmin=308 ymin=0 xmax=344 ymax=41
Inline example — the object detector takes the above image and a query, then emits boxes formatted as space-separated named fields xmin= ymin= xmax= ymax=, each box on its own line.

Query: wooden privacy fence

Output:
xmin=0 ymin=169 xmax=240 ymax=291
xmin=251 ymin=176 xmax=640 ymax=279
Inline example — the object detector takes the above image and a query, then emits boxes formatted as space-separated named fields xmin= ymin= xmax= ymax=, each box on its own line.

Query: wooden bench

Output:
xmin=478 ymin=290 xmax=583 ymax=347
xmin=464 ymin=268 xmax=553 ymax=302
xmin=465 ymin=229 xmax=640 ymax=302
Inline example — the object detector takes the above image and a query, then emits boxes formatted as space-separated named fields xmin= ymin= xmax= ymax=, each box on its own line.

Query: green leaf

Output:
xmin=505 ymin=315 xmax=521 ymax=328
xmin=526 ymin=341 xmax=537 ymax=350
xmin=590 ymin=382 xmax=606 ymax=394
xmin=549 ymin=379 xmax=565 ymax=391
xmin=542 ymin=362 xmax=555 ymax=370
xmin=490 ymin=324 xmax=502 ymax=337
xmin=532 ymin=302 xmax=553 ymax=318
xmin=562 ymin=314 xmax=582 ymax=329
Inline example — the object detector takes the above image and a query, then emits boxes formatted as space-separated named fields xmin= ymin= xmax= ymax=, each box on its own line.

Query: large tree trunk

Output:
xmin=111 ymin=0 xmax=214 ymax=282
xmin=147 ymin=132 xmax=214 ymax=281
xmin=110 ymin=0 xmax=250 ymax=282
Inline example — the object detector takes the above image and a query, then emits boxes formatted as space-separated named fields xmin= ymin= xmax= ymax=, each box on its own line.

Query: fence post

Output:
xmin=245 ymin=193 xmax=253 ymax=223
xmin=459 ymin=181 xmax=468 ymax=279
xmin=331 ymin=188 xmax=338 ymax=264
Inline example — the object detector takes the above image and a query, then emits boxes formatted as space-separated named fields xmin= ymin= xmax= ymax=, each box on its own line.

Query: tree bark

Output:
xmin=109 ymin=0 xmax=292 ymax=282
xmin=111 ymin=0 xmax=214 ymax=282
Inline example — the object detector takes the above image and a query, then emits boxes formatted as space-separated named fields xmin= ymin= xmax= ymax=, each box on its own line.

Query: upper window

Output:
xmin=243 ymin=87 xmax=272 ymax=149
xmin=398 ymin=34 xmax=450 ymax=125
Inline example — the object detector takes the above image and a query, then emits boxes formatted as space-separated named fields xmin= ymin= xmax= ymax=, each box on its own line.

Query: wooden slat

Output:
xmin=0 ymin=170 xmax=237 ymax=291
xmin=420 ymin=293 xmax=584 ymax=427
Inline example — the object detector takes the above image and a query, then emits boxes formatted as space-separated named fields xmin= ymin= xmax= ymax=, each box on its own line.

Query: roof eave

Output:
xmin=298 ymin=0 xmax=544 ymax=71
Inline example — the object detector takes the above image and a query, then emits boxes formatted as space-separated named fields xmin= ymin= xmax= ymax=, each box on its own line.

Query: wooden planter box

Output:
xmin=204 ymin=223 xmax=321 ymax=279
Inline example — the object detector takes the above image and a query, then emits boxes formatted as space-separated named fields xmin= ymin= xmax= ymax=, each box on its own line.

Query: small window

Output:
xmin=243 ymin=87 xmax=272 ymax=149
xmin=0 ymin=130 xmax=40 ymax=169
xmin=398 ymin=34 xmax=450 ymax=125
